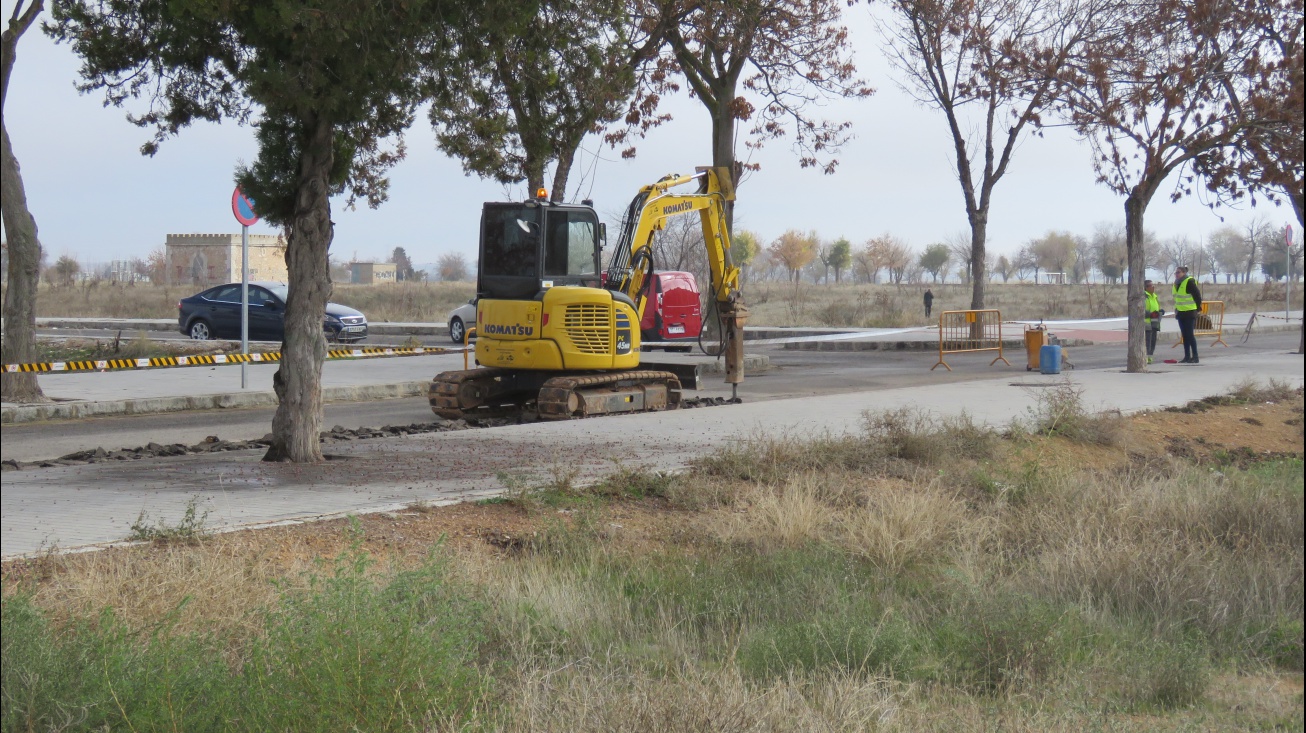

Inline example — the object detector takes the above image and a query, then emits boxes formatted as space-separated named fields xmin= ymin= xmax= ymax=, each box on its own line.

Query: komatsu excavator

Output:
xmin=429 ymin=166 xmax=748 ymax=420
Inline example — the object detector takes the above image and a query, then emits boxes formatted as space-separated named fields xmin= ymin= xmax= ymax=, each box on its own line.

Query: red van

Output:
xmin=640 ymin=271 xmax=703 ymax=341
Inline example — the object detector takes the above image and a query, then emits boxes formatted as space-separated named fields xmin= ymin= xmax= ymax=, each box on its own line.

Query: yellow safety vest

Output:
xmin=1144 ymin=291 xmax=1160 ymax=325
xmin=1173 ymin=277 xmax=1197 ymax=312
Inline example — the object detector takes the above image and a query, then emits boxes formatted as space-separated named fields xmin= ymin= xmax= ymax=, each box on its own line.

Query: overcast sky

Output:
xmin=2 ymin=2 xmax=1295 ymax=270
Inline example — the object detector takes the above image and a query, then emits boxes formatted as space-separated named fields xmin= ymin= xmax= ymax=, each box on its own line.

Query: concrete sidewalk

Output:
xmin=2 ymin=348 xmax=1300 ymax=558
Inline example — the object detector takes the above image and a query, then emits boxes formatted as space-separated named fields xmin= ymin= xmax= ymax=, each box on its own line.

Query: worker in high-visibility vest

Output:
xmin=1144 ymin=280 xmax=1163 ymax=364
xmin=1172 ymin=265 xmax=1203 ymax=363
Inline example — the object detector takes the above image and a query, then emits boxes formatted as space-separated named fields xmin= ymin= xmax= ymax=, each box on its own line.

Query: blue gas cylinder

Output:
xmin=1039 ymin=345 xmax=1062 ymax=375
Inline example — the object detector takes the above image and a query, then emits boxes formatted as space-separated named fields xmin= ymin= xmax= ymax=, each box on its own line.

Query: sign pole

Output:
xmin=232 ymin=188 xmax=260 ymax=390
xmin=241 ymin=224 xmax=249 ymax=389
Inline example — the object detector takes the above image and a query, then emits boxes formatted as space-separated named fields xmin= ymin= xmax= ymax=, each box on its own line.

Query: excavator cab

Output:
xmin=473 ymin=198 xmax=643 ymax=372
xmin=478 ymin=200 xmax=602 ymax=299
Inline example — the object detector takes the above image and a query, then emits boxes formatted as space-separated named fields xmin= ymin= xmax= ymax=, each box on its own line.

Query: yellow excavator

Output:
xmin=429 ymin=166 xmax=748 ymax=419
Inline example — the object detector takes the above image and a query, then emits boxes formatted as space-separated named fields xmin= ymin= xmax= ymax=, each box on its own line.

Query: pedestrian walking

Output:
xmin=1172 ymin=266 xmax=1203 ymax=363
xmin=923 ymin=289 xmax=934 ymax=319
xmin=1143 ymin=279 xmax=1163 ymax=364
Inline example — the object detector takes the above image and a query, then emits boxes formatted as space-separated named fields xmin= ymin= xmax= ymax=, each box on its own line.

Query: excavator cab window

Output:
xmin=479 ymin=204 xmax=541 ymax=299
xmin=543 ymin=210 xmax=599 ymax=279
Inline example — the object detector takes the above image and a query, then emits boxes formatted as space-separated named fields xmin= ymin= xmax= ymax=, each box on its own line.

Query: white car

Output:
xmin=447 ymin=298 xmax=476 ymax=343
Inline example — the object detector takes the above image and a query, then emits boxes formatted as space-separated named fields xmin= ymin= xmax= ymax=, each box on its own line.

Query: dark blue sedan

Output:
xmin=178 ymin=282 xmax=369 ymax=343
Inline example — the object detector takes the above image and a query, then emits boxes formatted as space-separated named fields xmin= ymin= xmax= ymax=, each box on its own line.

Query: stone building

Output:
xmin=164 ymin=233 xmax=288 ymax=286
xmin=350 ymin=261 xmax=397 ymax=285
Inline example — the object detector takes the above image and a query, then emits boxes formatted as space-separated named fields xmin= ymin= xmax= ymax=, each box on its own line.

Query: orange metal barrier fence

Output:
xmin=932 ymin=309 xmax=1011 ymax=371
xmin=1172 ymin=300 xmax=1228 ymax=349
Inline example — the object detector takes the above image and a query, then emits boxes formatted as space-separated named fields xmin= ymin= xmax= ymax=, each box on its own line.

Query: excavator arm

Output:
xmin=605 ymin=167 xmax=750 ymax=390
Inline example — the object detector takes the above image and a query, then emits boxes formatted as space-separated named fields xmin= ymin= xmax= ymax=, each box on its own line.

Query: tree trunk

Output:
xmin=969 ymin=213 xmax=988 ymax=310
xmin=549 ymin=144 xmax=575 ymax=203
xmin=1123 ymin=191 xmax=1149 ymax=373
xmin=263 ymin=117 xmax=335 ymax=463
xmin=1 ymin=0 xmax=46 ymax=402
xmin=0 ymin=124 xmax=46 ymax=402
xmin=710 ymin=97 xmax=735 ymax=235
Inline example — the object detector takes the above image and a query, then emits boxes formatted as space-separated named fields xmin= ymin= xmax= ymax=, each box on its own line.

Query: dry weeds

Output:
xmin=499 ymin=662 xmax=901 ymax=733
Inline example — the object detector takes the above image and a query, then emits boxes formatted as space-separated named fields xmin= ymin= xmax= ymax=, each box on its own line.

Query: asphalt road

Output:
xmin=4 ymin=331 xmax=1298 ymax=463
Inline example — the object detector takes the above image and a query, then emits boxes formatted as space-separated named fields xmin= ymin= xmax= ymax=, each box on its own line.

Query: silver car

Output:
xmin=448 ymin=298 xmax=476 ymax=343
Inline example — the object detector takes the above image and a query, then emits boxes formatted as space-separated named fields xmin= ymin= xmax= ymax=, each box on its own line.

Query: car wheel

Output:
xmin=188 ymin=320 xmax=212 ymax=340
xmin=449 ymin=316 xmax=466 ymax=344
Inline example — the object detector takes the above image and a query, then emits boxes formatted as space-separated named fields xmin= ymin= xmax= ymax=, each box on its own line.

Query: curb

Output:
xmin=1 ymin=381 xmax=430 ymax=424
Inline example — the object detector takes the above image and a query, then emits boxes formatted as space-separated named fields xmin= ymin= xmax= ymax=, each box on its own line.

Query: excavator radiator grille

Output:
xmin=563 ymin=304 xmax=611 ymax=354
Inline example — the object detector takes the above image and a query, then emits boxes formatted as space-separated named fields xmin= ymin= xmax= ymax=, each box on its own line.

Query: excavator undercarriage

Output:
xmin=430 ymin=368 xmax=683 ymax=420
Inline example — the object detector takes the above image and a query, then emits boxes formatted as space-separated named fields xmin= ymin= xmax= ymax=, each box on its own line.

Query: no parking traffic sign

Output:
xmin=232 ymin=188 xmax=259 ymax=226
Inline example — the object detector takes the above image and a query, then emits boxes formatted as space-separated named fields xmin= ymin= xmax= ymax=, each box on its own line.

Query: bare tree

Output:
xmin=946 ymin=231 xmax=973 ymax=285
xmin=651 ymin=213 xmax=707 ymax=272
xmin=1050 ymin=0 xmax=1279 ymax=371
xmin=1156 ymin=234 xmax=1200 ymax=275
xmin=881 ymin=0 xmax=1100 ymax=309
xmin=1015 ymin=244 xmax=1036 ymax=281
xmin=1 ymin=0 xmax=46 ymax=401
xmin=1241 ymin=217 xmax=1274 ymax=282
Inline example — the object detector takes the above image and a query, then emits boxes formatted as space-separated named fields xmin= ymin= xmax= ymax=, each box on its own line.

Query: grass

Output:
xmin=2 ymin=539 xmax=488 ymax=732
xmin=3 ymin=387 xmax=1302 ymax=731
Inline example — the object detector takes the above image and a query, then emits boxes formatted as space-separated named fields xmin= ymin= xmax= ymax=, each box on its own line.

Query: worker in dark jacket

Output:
xmin=1172 ymin=266 xmax=1203 ymax=363
xmin=923 ymin=289 xmax=934 ymax=319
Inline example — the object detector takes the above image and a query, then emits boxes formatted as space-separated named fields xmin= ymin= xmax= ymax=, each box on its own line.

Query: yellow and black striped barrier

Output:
xmin=4 ymin=346 xmax=448 ymax=375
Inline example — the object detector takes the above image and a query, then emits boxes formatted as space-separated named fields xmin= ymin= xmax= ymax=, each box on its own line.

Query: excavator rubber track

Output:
xmin=429 ymin=368 xmax=681 ymax=421
xmin=537 ymin=370 xmax=681 ymax=419
xmin=429 ymin=367 xmax=523 ymax=420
